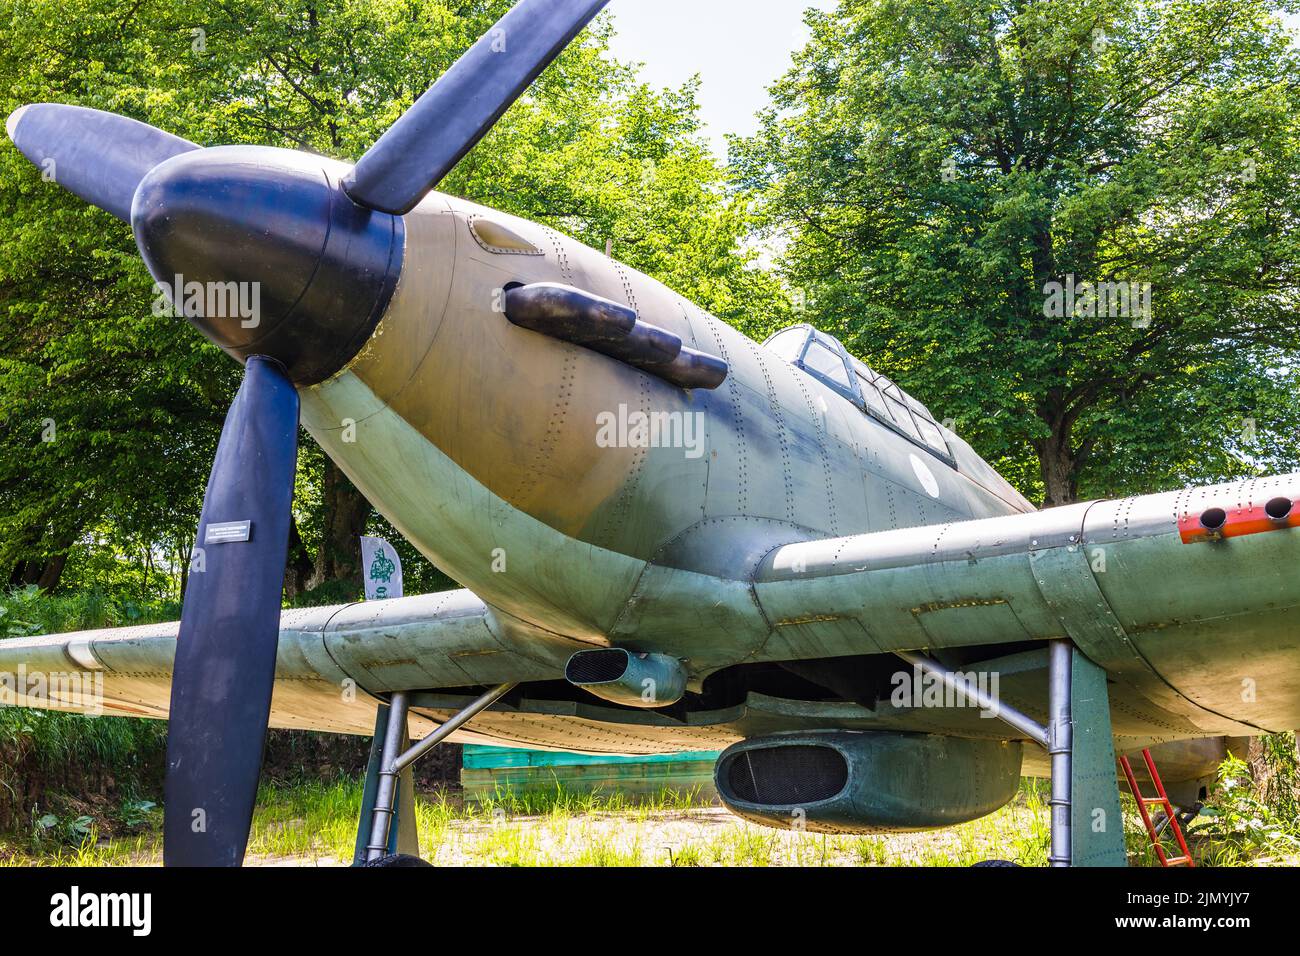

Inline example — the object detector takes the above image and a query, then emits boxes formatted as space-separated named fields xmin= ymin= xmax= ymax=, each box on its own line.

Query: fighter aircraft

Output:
xmin=3 ymin=0 xmax=1297 ymax=867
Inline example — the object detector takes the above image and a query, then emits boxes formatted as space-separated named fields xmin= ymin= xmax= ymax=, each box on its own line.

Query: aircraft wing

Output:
xmin=0 ymin=589 xmax=593 ymax=739
xmin=7 ymin=475 xmax=1299 ymax=746
xmin=752 ymin=472 xmax=1300 ymax=737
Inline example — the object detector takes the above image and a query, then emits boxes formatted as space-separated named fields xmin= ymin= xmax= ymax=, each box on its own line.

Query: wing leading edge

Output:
xmin=0 ymin=589 xmax=591 ymax=736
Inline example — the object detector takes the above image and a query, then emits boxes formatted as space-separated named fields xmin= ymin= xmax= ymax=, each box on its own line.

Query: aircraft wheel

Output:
xmin=971 ymin=859 xmax=1020 ymax=867
xmin=360 ymin=853 xmax=433 ymax=868
xmin=1176 ymin=801 xmax=1204 ymax=829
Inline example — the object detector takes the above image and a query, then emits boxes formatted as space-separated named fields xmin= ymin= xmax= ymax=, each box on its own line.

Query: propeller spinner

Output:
xmin=5 ymin=0 xmax=611 ymax=866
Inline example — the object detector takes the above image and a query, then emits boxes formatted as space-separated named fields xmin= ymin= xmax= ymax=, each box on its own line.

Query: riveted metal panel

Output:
xmin=322 ymin=590 xmax=585 ymax=693
xmin=606 ymin=563 xmax=771 ymax=671
xmin=1069 ymin=648 xmax=1127 ymax=867
xmin=1084 ymin=484 xmax=1300 ymax=733
xmin=1028 ymin=542 xmax=1211 ymax=732
xmin=761 ymin=614 xmax=886 ymax=662
xmin=304 ymin=372 xmax=645 ymax=639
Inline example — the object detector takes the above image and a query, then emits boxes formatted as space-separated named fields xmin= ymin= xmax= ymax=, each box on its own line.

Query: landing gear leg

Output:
xmin=353 ymin=695 xmax=419 ymax=865
xmin=899 ymin=641 xmax=1126 ymax=866
xmin=1048 ymin=640 xmax=1072 ymax=866
xmin=355 ymin=683 xmax=517 ymax=866
xmin=1063 ymin=643 xmax=1127 ymax=867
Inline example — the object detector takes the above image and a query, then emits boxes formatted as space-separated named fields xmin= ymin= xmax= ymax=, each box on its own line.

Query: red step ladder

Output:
xmin=1119 ymin=749 xmax=1194 ymax=867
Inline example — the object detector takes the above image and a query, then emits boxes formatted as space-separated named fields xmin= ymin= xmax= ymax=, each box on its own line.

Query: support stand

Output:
xmin=1048 ymin=640 xmax=1072 ymax=866
xmin=353 ymin=698 xmax=418 ymax=864
xmin=1068 ymin=646 xmax=1126 ymax=866
xmin=898 ymin=640 xmax=1126 ymax=867
xmin=356 ymin=683 xmax=517 ymax=864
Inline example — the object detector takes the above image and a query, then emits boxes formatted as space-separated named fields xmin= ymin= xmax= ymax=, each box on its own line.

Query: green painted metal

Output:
xmin=1069 ymin=648 xmax=1127 ymax=867
xmin=7 ymin=199 xmax=1298 ymax=754
xmin=564 ymin=649 xmax=688 ymax=707
xmin=461 ymin=745 xmax=720 ymax=803
xmin=10 ymin=7 xmax=1298 ymax=860
xmin=6 ymin=171 xmax=1300 ymax=843
xmin=715 ymin=731 xmax=1023 ymax=834
xmin=463 ymin=745 xmax=719 ymax=769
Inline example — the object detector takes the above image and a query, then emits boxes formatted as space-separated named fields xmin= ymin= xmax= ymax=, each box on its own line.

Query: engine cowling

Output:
xmin=714 ymin=731 xmax=1022 ymax=834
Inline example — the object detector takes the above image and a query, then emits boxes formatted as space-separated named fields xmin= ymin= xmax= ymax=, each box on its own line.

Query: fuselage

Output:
xmin=5 ymin=142 xmax=1295 ymax=788
xmin=299 ymin=187 xmax=1032 ymax=674
xmin=263 ymin=164 xmax=1300 ymax=754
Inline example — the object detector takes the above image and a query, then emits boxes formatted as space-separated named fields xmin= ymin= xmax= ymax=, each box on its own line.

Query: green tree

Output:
xmin=0 ymin=0 xmax=235 ymax=593
xmin=735 ymin=0 xmax=1300 ymax=504
xmin=1 ymin=0 xmax=780 ymax=595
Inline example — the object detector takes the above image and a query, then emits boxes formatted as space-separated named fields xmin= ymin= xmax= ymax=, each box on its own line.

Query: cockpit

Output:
xmin=763 ymin=324 xmax=954 ymax=464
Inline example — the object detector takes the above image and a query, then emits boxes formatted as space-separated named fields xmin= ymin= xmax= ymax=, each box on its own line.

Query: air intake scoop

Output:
xmin=565 ymin=648 xmax=687 ymax=708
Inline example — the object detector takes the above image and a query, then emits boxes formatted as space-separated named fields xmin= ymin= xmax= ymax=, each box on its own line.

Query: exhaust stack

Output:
xmin=504 ymin=282 xmax=728 ymax=390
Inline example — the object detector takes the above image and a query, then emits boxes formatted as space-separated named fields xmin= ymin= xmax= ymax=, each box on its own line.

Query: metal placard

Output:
xmin=205 ymin=520 xmax=252 ymax=544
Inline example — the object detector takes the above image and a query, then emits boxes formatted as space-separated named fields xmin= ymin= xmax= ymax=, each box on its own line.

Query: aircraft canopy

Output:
xmin=764 ymin=324 xmax=951 ymax=461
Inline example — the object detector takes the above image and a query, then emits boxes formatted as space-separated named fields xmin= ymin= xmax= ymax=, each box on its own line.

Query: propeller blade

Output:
xmin=164 ymin=356 xmax=299 ymax=867
xmin=343 ymin=0 xmax=609 ymax=214
xmin=6 ymin=103 xmax=198 ymax=222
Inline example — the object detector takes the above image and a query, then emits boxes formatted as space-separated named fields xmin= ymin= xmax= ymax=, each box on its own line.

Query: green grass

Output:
xmin=4 ymin=582 xmax=1299 ymax=868
xmin=0 ymin=586 xmax=174 ymax=834
xmin=467 ymin=778 xmax=702 ymax=818
xmin=1180 ymin=753 xmax=1300 ymax=865
xmin=0 ymin=585 xmax=179 ymax=638
xmin=2 ymin=769 xmax=1298 ymax=867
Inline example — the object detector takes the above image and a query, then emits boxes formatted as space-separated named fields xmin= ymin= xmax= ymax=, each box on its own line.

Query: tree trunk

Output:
xmin=18 ymin=560 xmax=42 ymax=587
xmin=6 ymin=526 xmax=43 ymax=586
xmin=10 ymin=526 xmax=80 ymax=593
xmin=177 ymin=537 xmax=192 ymax=601
xmin=9 ymin=560 xmax=34 ymax=587
xmin=35 ymin=552 xmax=70 ymax=593
xmin=283 ymin=514 xmax=315 ymax=600
xmin=312 ymin=459 xmax=370 ymax=589
xmin=1034 ymin=418 xmax=1080 ymax=508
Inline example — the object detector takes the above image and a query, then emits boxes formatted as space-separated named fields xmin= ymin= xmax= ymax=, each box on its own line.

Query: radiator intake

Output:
xmin=715 ymin=731 xmax=1022 ymax=834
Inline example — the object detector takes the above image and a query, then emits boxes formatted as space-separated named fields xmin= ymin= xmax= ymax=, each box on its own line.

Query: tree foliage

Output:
xmin=735 ymin=0 xmax=1300 ymax=504
xmin=0 ymin=0 xmax=778 ymax=597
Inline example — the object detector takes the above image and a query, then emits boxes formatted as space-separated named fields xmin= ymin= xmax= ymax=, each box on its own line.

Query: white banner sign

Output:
xmin=360 ymin=536 xmax=403 ymax=601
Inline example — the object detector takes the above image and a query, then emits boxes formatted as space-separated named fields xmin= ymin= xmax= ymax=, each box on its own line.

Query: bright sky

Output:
xmin=605 ymin=4 xmax=1300 ymax=158
xmin=604 ymin=0 xmax=838 ymax=156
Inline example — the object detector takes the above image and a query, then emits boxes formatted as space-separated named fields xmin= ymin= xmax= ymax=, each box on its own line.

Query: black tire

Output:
xmin=360 ymin=853 xmax=432 ymax=868
xmin=971 ymin=859 xmax=1020 ymax=867
xmin=1176 ymin=802 xmax=1204 ymax=829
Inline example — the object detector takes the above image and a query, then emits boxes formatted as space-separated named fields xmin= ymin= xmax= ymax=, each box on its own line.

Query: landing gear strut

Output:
xmin=1047 ymin=639 xmax=1072 ymax=866
xmin=352 ymin=682 xmax=517 ymax=866
xmin=898 ymin=640 xmax=1126 ymax=867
